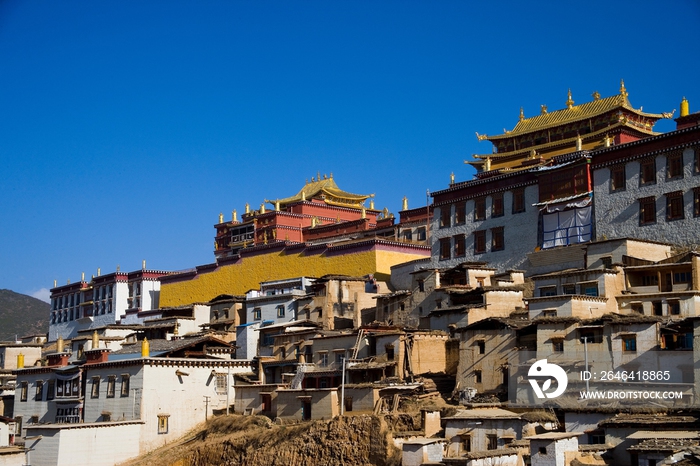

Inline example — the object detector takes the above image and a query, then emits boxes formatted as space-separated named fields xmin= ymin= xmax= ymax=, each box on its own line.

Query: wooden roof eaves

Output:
xmin=472 ymin=122 xmax=657 ymax=161
xmin=482 ymin=95 xmax=666 ymax=141
xmin=431 ymin=170 xmax=538 ymax=205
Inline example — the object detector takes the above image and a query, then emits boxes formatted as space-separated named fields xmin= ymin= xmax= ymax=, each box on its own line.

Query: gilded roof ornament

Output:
xmin=475 ymin=131 xmax=488 ymax=141
xmin=232 ymin=210 xmax=238 ymax=222
xmin=566 ymin=89 xmax=574 ymax=109
xmin=620 ymin=79 xmax=628 ymax=98
xmin=219 ymin=212 xmax=224 ymax=224
xmin=369 ymin=199 xmax=375 ymax=209
xmin=592 ymin=91 xmax=601 ymax=101
xmin=540 ymin=105 xmax=548 ymax=115
xmin=245 ymin=203 xmax=250 ymax=214
xmin=519 ymin=107 xmax=524 ymax=122
xmin=402 ymin=196 xmax=408 ymax=211
xmin=450 ymin=172 xmax=455 ymax=185
xmin=661 ymin=109 xmax=676 ymax=119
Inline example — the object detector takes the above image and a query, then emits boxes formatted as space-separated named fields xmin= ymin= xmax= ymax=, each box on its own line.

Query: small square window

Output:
xmin=439 ymin=238 xmax=451 ymax=260
xmin=440 ymin=206 xmax=451 ymax=228
xmin=454 ymin=202 xmax=465 ymax=225
xmin=667 ymin=153 xmax=683 ymax=179
xmin=253 ymin=308 xmax=261 ymax=321
xmin=107 ymin=376 xmax=116 ymax=398
xmin=487 ymin=434 xmax=497 ymax=450
xmin=474 ymin=370 xmax=482 ymax=384
xmin=611 ymin=166 xmax=626 ymax=191
xmin=666 ymin=192 xmax=685 ymax=221
xmin=639 ymin=196 xmax=656 ymax=225
xmin=623 ymin=336 xmax=637 ymax=352
xmin=552 ymin=339 xmax=564 ymax=352
xmin=640 ymin=158 xmax=656 ymax=185
xmin=512 ymin=188 xmax=526 ymax=214
xmin=454 ymin=234 xmax=466 ymax=257
xmin=474 ymin=198 xmax=486 ymax=221
xmin=492 ymin=193 xmax=504 ymax=217
xmin=157 ymin=415 xmax=169 ymax=434
xmin=91 ymin=377 xmax=100 ymax=398
xmin=120 ymin=374 xmax=130 ymax=397
xmin=35 ymin=380 xmax=44 ymax=401
xmin=491 ymin=227 xmax=504 ymax=251
xmin=476 ymin=340 xmax=485 ymax=354
xmin=474 ymin=230 xmax=486 ymax=254
xmin=277 ymin=305 xmax=285 ymax=318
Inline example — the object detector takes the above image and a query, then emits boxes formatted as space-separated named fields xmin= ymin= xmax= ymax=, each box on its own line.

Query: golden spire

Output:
xmin=275 ymin=200 xmax=280 ymax=211
xmin=484 ymin=157 xmax=491 ymax=171
xmin=369 ymin=199 xmax=375 ymax=209
xmin=317 ymin=171 xmax=321 ymax=181
xmin=142 ymin=260 xmax=146 ymax=270
xmin=81 ymin=272 xmax=85 ymax=281
xmin=540 ymin=105 xmax=548 ymax=115
xmin=361 ymin=207 xmax=366 ymax=219
xmin=450 ymin=172 xmax=455 ymax=185
xmin=519 ymin=107 xmax=524 ymax=122
xmin=57 ymin=336 xmax=64 ymax=353
xmin=566 ymin=89 xmax=574 ymax=109
xmin=245 ymin=203 xmax=250 ymax=214
xmin=681 ymin=97 xmax=689 ymax=117
xmin=301 ymin=191 xmax=306 ymax=201
xmin=402 ymin=197 xmax=408 ymax=211
xmin=260 ymin=203 xmax=266 ymax=214
xmin=92 ymin=331 xmax=99 ymax=349
xmin=232 ymin=209 xmax=238 ymax=222
xmin=97 ymin=268 xmax=101 ymax=277
xmin=620 ymin=79 xmax=628 ymax=98
xmin=218 ymin=212 xmax=223 ymax=224
xmin=54 ymin=279 xmax=57 ymax=287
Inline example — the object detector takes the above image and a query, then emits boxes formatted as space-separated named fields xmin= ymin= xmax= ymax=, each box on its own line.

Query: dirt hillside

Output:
xmin=120 ymin=414 xmax=402 ymax=466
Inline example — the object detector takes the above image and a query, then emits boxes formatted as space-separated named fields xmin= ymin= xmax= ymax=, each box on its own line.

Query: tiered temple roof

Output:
xmin=469 ymin=81 xmax=672 ymax=173
xmin=267 ymin=174 xmax=371 ymax=209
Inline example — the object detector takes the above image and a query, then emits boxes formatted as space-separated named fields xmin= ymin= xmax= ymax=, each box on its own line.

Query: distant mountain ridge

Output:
xmin=0 ymin=289 xmax=49 ymax=341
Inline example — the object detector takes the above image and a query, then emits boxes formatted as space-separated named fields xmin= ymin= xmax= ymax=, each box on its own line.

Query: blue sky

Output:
xmin=1 ymin=1 xmax=698 ymax=302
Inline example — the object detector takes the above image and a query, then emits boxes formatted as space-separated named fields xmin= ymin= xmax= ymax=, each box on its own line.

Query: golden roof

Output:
xmin=481 ymin=89 xmax=667 ymax=142
xmin=269 ymin=175 xmax=371 ymax=209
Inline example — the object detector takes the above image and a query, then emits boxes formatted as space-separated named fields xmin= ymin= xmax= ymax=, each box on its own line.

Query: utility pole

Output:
xmin=340 ymin=350 xmax=347 ymax=416
xmin=203 ymin=396 xmax=211 ymax=421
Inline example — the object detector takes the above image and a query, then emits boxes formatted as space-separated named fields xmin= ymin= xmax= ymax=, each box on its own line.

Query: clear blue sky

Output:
xmin=1 ymin=1 xmax=698 ymax=302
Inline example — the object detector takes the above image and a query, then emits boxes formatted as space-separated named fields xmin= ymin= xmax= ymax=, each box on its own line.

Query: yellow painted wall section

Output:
xmin=160 ymin=247 xmax=427 ymax=307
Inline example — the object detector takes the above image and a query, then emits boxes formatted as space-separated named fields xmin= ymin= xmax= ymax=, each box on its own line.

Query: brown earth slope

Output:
xmin=120 ymin=414 xmax=402 ymax=466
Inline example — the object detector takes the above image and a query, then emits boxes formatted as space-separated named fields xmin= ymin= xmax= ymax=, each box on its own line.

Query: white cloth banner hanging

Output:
xmin=542 ymin=206 xmax=592 ymax=249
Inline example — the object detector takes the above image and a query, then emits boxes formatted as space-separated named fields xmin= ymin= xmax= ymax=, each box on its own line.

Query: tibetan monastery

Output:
xmin=470 ymin=80 xmax=671 ymax=174
xmin=160 ymin=175 xmax=430 ymax=306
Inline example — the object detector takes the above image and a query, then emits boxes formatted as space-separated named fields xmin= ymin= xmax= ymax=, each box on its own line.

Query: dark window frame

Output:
xmin=666 ymin=191 xmax=685 ymax=221
xmin=611 ymin=165 xmax=626 ymax=191
xmin=639 ymin=196 xmax=656 ymax=225
xmin=474 ymin=198 xmax=486 ymax=221
xmin=491 ymin=227 xmax=504 ymax=251
xmin=492 ymin=193 xmax=504 ymax=217
xmin=474 ymin=230 xmax=486 ymax=254
xmin=512 ymin=188 xmax=526 ymax=214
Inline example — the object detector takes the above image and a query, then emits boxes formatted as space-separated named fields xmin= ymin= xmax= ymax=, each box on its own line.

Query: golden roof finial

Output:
xmin=484 ymin=157 xmax=491 ymax=171
xmin=566 ymin=89 xmax=574 ymax=109
xmin=402 ymin=196 xmax=408 ymax=211
xmin=540 ymin=105 xmax=548 ymax=115
xmin=218 ymin=212 xmax=223 ymax=224
xmin=519 ymin=107 xmax=524 ymax=122
xmin=681 ymin=97 xmax=689 ymax=117
xmin=329 ymin=172 xmax=333 ymax=179
xmin=317 ymin=171 xmax=321 ymax=181
xmin=81 ymin=272 xmax=85 ymax=281
xmin=620 ymin=79 xmax=628 ymax=98
xmin=92 ymin=331 xmax=99 ymax=349
xmin=450 ymin=172 xmax=455 ymax=185
xmin=592 ymin=91 xmax=601 ymax=101
xmin=301 ymin=190 xmax=306 ymax=201
xmin=369 ymin=199 xmax=375 ymax=209
xmin=260 ymin=203 xmax=266 ymax=214
xmin=275 ymin=200 xmax=280 ymax=211
xmin=245 ymin=203 xmax=250 ymax=214
xmin=361 ymin=207 xmax=366 ymax=219
xmin=54 ymin=279 xmax=57 ymax=288
xmin=232 ymin=209 xmax=238 ymax=222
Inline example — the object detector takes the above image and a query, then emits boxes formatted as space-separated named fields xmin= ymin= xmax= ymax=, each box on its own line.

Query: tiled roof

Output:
xmin=485 ymin=93 xmax=665 ymax=141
